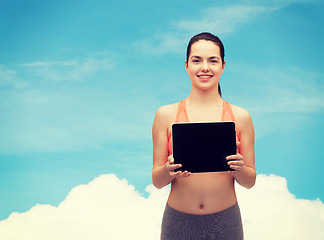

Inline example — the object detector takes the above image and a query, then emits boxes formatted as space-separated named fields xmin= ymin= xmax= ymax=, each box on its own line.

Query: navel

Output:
xmin=199 ymin=204 xmax=204 ymax=209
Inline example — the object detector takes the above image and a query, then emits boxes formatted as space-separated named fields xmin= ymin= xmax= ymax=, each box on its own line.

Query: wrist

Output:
xmin=163 ymin=163 xmax=175 ymax=180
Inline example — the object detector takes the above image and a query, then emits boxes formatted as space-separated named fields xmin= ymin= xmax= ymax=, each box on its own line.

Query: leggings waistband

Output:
xmin=165 ymin=202 xmax=240 ymax=217
xmin=161 ymin=202 xmax=243 ymax=240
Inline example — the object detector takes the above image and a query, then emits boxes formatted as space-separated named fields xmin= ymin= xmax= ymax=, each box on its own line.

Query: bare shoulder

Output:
xmin=155 ymin=103 xmax=177 ymax=118
xmin=153 ymin=103 xmax=178 ymax=129
xmin=230 ymin=104 xmax=254 ymax=129
xmin=155 ymin=103 xmax=177 ymax=121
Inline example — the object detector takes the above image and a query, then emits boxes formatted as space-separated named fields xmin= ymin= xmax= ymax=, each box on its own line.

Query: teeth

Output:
xmin=199 ymin=75 xmax=212 ymax=79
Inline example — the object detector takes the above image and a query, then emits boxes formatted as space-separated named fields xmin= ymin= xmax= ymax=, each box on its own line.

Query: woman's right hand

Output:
xmin=165 ymin=155 xmax=191 ymax=178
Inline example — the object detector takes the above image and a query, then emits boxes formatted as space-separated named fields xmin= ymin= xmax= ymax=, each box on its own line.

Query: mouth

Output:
xmin=197 ymin=75 xmax=213 ymax=80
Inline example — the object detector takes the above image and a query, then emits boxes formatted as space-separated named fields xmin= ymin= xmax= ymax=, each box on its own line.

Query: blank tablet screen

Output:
xmin=172 ymin=122 xmax=236 ymax=173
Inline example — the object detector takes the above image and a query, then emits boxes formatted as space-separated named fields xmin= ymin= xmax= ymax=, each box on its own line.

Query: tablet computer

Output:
xmin=172 ymin=121 xmax=236 ymax=173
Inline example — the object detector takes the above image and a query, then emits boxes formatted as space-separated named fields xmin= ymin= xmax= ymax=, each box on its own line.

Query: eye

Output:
xmin=192 ymin=59 xmax=200 ymax=63
xmin=210 ymin=60 xmax=219 ymax=64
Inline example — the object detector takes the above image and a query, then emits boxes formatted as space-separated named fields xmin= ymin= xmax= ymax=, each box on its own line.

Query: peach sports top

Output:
xmin=168 ymin=99 xmax=240 ymax=155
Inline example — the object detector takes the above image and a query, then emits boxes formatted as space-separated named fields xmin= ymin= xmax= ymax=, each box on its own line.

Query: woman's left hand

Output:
xmin=226 ymin=141 xmax=244 ymax=174
xmin=226 ymin=153 xmax=244 ymax=173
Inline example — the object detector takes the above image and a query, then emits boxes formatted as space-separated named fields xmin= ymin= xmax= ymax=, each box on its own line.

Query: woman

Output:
xmin=152 ymin=32 xmax=256 ymax=240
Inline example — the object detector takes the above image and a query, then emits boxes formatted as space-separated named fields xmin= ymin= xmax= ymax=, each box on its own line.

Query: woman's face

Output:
xmin=185 ymin=40 xmax=225 ymax=92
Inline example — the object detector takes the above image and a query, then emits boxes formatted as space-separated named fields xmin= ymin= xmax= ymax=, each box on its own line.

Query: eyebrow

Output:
xmin=190 ymin=56 xmax=221 ymax=60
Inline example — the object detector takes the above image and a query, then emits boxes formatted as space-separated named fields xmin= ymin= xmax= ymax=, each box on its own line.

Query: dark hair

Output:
xmin=186 ymin=32 xmax=225 ymax=96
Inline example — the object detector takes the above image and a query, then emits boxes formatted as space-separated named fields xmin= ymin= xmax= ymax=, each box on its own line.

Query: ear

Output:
xmin=185 ymin=60 xmax=189 ymax=73
xmin=221 ymin=60 xmax=226 ymax=73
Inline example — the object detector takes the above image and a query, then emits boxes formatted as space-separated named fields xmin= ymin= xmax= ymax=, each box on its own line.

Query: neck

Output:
xmin=187 ymin=85 xmax=222 ymax=106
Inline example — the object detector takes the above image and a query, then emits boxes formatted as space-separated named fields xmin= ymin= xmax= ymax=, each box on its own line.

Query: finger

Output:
xmin=228 ymin=163 xmax=241 ymax=168
xmin=228 ymin=165 xmax=242 ymax=171
xmin=168 ymin=155 xmax=174 ymax=163
xmin=228 ymin=162 xmax=244 ymax=172
xmin=171 ymin=170 xmax=183 ymax=177
xmin=178 ymin=171 xmax=191 ymax=178
xmin=228 ymin=160 xmax=244 ymax=166
xmin=226 ymin=154 xmax=243 ymax=161
xmin=177 ymin=170 xmax=187 ymax=177
xmin=167 ymin=164 xmax=182 ymax=171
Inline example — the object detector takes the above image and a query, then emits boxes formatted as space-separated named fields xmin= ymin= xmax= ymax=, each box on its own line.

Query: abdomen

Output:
xmin=167 ymin=172 xmax=237 ymax=214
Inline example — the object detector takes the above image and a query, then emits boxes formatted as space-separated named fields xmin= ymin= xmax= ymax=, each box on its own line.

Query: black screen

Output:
xmin=172 ymin=122 xmax=236 ymax=173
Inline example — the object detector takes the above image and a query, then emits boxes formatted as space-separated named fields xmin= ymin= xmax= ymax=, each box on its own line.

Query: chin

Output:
xmin=193 ymin=82 xmax=218 ymax=91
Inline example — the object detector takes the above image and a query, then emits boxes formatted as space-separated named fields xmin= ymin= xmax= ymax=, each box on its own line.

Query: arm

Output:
xmin=152 ymin=106 xmax=190 ymax=189
xmin=227 ymin=108 xmax=256 ymax=189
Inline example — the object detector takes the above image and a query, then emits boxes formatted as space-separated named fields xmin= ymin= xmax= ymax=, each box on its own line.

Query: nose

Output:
xmin=201 ymin=60 xmax=209 ymax=72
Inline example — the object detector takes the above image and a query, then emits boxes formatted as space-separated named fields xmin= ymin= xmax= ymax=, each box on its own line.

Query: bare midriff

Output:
xmin=166 ymin=99 xmax=239 ymax=214
xmin=167 ymin=172 xmax=237 ymax=214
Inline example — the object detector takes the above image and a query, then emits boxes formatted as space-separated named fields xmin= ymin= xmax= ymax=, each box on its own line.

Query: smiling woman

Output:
xmin=185 ymin=33 xmax=225 ymax=96
xmin=185 ymin=40 xmax=224 ymax=94
xmin=152 ymin=32 xmax=256 ymax=239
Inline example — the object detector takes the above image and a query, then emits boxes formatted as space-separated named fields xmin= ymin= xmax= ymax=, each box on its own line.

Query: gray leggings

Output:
xmin=161 ymin=202 xmax=243 ymax=240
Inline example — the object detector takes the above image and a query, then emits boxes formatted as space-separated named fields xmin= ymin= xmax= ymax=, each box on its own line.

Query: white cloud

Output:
xmin=0 ymin=65 xmax=16 ymax=84
xmin=0 ymin=59 xmax=158 ymax=153
xmin=22 ymin=61 xmax=78 ymax=67
xmin=135 ymin=33 xmax=188 ymax=55
xmin=21 ymin=57 xmax=117 ymax=81
xmin=136 ymin=0 xmax=321 ymax=55
xmin=0 ymin=84 xmax=157 ymax=153
xmin=174 ymin=5 xmax=266 ymax=35
xmin=239 ymin=0 xmax=320 ymax=9
xmin=136 ymin=5 xmax=266 ymax=55
xmin=237 ymin=174 xmax=324 ymax=239
xmin=237 ymin=66 xmax=324 ymax=114
xmin=224 ymin=64 xmax=324 ymax=138
xmin=0 ymin=174 xmax=168 ymax=240
xmin=0 ymin=174 xmax=323 ymax=240
xmin=136 ymin=4 xmax=269 ymax=55
xmin=0 ymin=64 xmax=22 ymax=88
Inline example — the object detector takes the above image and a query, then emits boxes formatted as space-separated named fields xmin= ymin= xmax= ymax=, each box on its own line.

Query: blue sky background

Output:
xmin=0 ymin=0 xmax=323 ymax=221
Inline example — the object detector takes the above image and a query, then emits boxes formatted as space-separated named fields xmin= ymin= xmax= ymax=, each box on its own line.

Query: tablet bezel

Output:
xmin=172 ymin=121 xmax=237 ymax=173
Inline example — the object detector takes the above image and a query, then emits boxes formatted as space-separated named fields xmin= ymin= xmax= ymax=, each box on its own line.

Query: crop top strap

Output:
xmin=168 ymin=99 xmax=188 ymax=155
xmin=175 ymin=99 xmax=189 ymax=123
xmin=222 ymin=100 xmax=240 ymax=142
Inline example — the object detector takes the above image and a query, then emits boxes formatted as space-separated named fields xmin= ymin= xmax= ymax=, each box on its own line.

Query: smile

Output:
xmin=197 ymin=75 xmax=213 ymax=79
